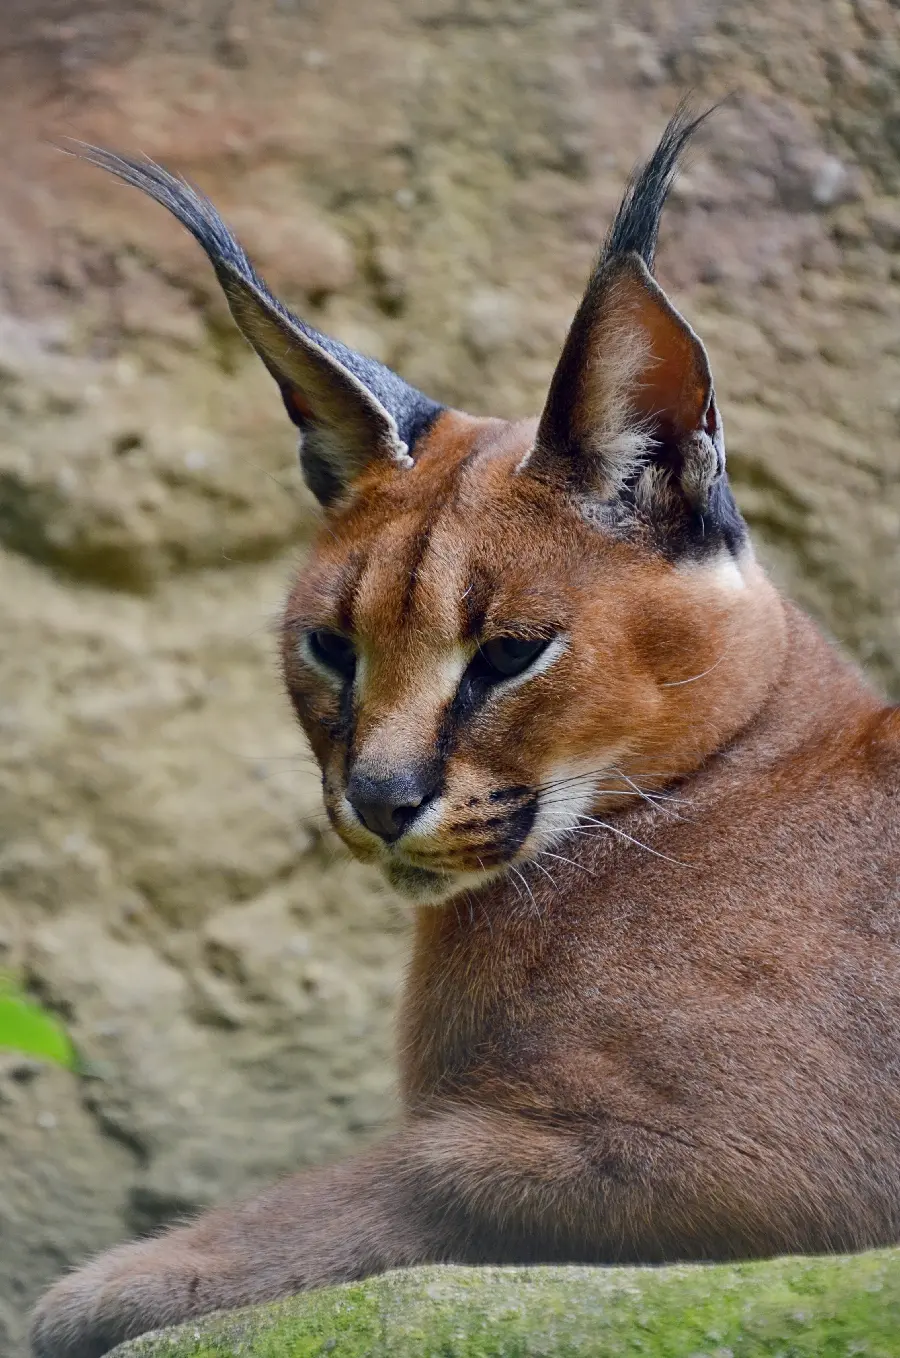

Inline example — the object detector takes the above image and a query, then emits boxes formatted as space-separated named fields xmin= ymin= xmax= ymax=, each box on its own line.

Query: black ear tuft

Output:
xmin=603 ymin=102 xmax=712 ymax=272
xmin=69 ymin=145 xmax=257 ymax=283
xmin=68 ymin=144 xmax=444 ymax=505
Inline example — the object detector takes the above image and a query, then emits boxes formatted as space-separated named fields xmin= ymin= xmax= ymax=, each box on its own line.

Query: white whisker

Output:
xmin=538 ymin=770 xmax=685 ymax=804
xmin=540 ymin=850 xmax=599 ymax=879
xmin=609 ymin=767 xmax=684 ymax=818
xmin=510 ymin=866 xmax=540 ymax=918
xmin=569 ymin=818 xmax=689 ymax=867
xmin=506 ymin=871 xmax=526 ymax=906
xmin=473 ymin=862 xmax=495 ymax=935
xmin=528 ymin=858 xmax=557 ymax=890
xmin=538 ymin=786 xmax=684 ymax=809
xmin=660 ymin=648 xmax=729 ymax=688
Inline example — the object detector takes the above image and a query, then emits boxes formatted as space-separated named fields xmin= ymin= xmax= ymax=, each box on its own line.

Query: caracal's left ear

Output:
xmin=526 ymin=107 xmax=745 ymax=557
xmin=71 ymin=148 xmax=443 ymax=507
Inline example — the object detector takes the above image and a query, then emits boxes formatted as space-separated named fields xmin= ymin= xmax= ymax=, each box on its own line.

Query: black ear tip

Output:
xmin=65 ymin=140 xmax=257 ymax=288
xmin=604 ymin=99 xmax=716 ymax=273
xmin=67 ymin=135 xmax=445 ymax=505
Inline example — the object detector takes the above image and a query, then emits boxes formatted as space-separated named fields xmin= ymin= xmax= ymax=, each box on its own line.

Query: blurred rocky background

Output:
xmin=1 ymin=0 xmax=899 ymax=1352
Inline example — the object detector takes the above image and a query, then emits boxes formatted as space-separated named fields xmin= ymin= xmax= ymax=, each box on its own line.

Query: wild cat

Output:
xmin=33 ymin=110 xmax=900 ymax=1358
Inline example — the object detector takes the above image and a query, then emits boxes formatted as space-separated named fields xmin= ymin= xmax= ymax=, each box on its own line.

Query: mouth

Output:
xmin=327 ymin=785 xmax=539 ymax=902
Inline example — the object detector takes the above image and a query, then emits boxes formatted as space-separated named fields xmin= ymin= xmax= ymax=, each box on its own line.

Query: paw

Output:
xmin=31 ymin=1264 xmax=128 ymax=1358
xmin=30 ymin=1240 xmax=207 ymax=1358
xmin=30 ymin=1267 xmax=108 ymax=1358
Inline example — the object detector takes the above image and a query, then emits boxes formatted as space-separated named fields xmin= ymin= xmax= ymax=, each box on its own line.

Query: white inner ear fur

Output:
xmin=521 ymin=297 xmax=656 ymax=492
xmin=574 ymin=306 xmax=657 ymax=496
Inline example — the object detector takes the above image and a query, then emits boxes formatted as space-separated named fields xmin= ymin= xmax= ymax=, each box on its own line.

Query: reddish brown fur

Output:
xmin=32 ymin=118 xmax=900 ymax=1358
xmin=283 ymin=411 xmax=786 ymax=890
xmin=31 ymin=406 xmax=900 ymax=1358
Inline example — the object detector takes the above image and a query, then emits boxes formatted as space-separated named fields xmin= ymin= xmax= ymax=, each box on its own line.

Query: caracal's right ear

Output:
xmin=71 ymin=148 xmax=443 ymax=506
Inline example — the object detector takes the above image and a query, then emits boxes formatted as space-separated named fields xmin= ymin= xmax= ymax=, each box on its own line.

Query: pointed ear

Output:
xmin=71 ymin=148 xmax=443 ymax=505
xmin=525 ymin=106 xmax=744 ymax=555
xmin=531 ymin=251 xmax=723 ymax=505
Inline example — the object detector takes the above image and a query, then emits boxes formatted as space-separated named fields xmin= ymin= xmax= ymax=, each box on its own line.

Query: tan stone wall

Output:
xmin=2 ymin=1 xmax=899 ymax=1351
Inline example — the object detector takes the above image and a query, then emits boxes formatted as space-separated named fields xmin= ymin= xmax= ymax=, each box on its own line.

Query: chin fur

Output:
xmin=384 ymin=858 xmax=504 ymax=904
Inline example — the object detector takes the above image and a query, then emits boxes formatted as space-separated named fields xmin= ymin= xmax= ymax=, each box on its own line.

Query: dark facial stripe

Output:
xmin=434 ymin=667 xmax=492 ymax=764
xmin=335 ymin=549 xmax=369 ymax=634
xmin=398 ymin=500 xmax=442 ymax=621
xmin=400 ymin=442 xmax=491 ymax=622
xmin=337 ymin=677 xmax=357 ymax=756
xmin=459 ymin=569 xmax=495 ymax=642
xmin=503 ymin=796 xmax=538 ymax=851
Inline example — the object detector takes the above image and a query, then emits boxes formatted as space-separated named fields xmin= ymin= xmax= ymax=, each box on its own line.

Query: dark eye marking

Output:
xmin=471 ymin=636 xmax=552 ymax=682
xmin=307 ymin=629 xmax=356 ymax=680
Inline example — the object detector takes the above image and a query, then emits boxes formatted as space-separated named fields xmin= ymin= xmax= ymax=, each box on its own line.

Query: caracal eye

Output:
xmin=308 ymin=629 xmax=356 ymax=679
xmin=478 ymin=636 xmax=550 ymax=680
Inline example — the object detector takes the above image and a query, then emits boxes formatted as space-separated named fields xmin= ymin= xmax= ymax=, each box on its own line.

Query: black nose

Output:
xmin=345 ymin=765 xmax=438 ymax=843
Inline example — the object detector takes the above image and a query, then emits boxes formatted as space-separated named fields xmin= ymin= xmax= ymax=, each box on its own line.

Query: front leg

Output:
xmin=30 ymin=1134 xmax=442 ymax=1358
xmin=31 ymin=1106 xmax=586 ymax=1358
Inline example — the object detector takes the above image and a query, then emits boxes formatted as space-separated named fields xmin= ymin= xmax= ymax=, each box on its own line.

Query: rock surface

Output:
xmin=110 ymin=1253 xmax=900 ymax=1357
xmin=2 ymin=1 xmax=900 ymax=1354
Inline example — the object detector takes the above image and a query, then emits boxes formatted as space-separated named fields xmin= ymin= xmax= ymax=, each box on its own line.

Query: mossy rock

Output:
xmin=111 ymin=1251 xmax=900 ymax=1356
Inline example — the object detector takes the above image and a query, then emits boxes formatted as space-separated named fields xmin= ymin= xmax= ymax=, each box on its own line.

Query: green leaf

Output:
xmin=0 ymin=984 xmax=76 ymax=1069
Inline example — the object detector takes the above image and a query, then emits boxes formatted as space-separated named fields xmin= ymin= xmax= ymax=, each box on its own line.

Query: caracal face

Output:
xmin=281 ymin=410 xmax=769 ymax=902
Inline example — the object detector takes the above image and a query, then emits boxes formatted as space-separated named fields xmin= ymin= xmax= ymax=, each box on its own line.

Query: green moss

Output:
xmin=112 ymin=1249 xmax=900 ymax=1357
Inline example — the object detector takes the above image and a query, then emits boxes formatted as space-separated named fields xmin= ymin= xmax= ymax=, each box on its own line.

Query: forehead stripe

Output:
xmin=398 ymin=502 xmax=441 ymax=621
xmin=399 ymin=443 xmax=493 ymax=621
xmin=335 ymin=549 xmax=368 ymax=633
xmin=459 ymin=571 xmax=494 ymax=641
